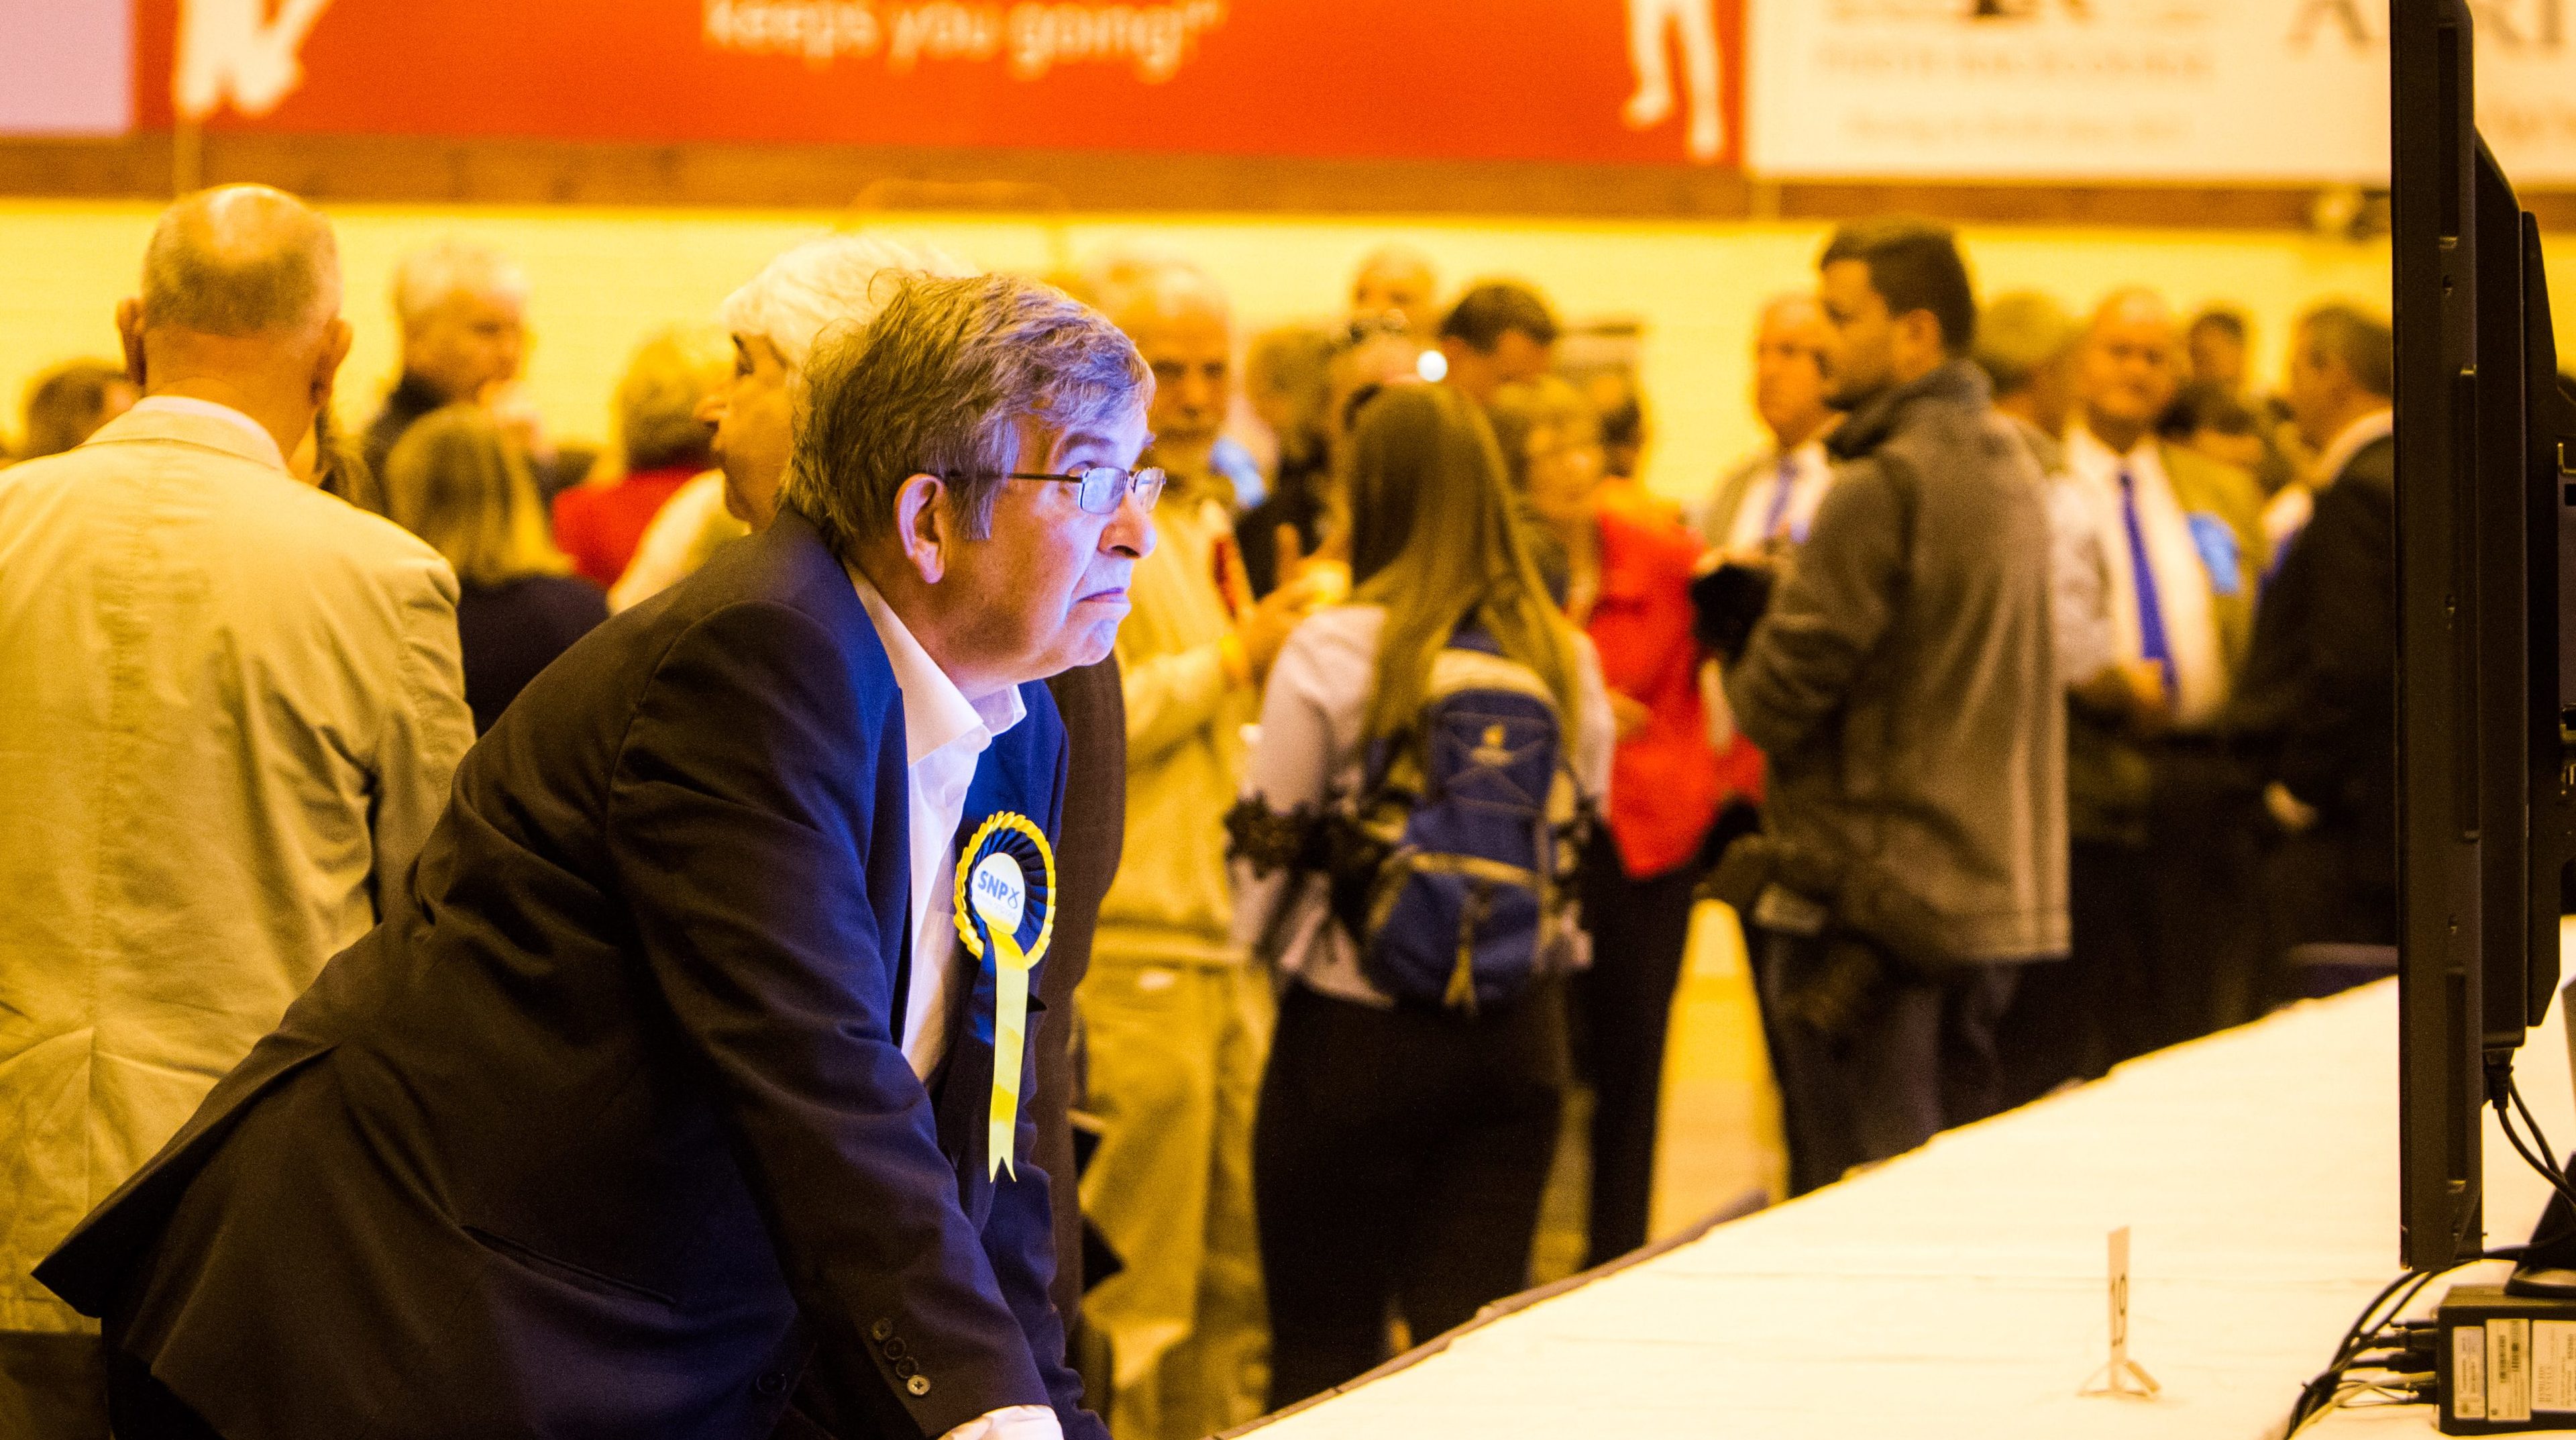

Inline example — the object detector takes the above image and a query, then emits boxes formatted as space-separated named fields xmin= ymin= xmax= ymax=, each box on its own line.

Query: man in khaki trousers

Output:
xmin=1080 ymin=264 xmax=1318 ymax=1440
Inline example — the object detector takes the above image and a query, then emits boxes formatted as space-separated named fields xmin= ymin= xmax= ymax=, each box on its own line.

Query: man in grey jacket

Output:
xmin=1724 ymin=219 xmax=2068 ymax=1195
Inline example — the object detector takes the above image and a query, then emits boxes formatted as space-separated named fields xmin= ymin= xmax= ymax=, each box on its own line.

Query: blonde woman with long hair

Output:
xmin=384 ymin=404 xmax=605 ymax=733
xmin=550 ymin=325 xmax=732 ymax=588
xmin=1227 ymin=383 xmax=1613 ymax=1406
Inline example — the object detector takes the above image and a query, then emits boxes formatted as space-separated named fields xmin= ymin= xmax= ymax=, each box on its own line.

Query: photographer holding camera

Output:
xmin=1717 ymin=220 xmax=2069 ymax=1196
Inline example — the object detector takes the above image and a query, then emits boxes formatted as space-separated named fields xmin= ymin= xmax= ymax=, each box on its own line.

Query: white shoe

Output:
xmin=1624 ymin=85 xmax=1674 ymax=130
xmin=1686 ymin=107 xmax=1723 ymax=162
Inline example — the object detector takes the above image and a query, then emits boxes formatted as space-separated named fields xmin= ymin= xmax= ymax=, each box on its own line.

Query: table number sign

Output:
xmin=2083 ymin=1225 xmax=2161 ymax=1400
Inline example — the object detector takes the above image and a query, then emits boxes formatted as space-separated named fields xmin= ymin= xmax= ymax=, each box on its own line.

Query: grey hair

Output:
xmin=1098 ymin=258 xmax=1232 ymax=336
xmin=392 ymin=238 xmax=529 ymax=327
xmin=784 ymin=273 xmax=1151 ymax=557
xmin=2298 ymin=301 xmax=2394 ymax=399
xmin=716 ymin=234 xmax=976 ymax=372
xmin=142 ymin=185 xmax=339 ymax=337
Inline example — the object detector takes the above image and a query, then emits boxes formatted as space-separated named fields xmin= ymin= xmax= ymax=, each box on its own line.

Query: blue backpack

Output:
xmin=1326 ymin=628 xmax=1589 ymax=1013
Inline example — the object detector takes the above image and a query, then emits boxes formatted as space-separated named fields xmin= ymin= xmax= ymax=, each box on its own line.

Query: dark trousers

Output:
xmin=2018 ymin=838 xmax=2170 ymax=1092
xmin=1573 ymin=842 xmax=1701 ymax=1268
xmin=1254 ymin=980 xmax=1568 ymax=1409
xmin=1 ymin=1329 xmax=109 ymax=1440
xmin=1996 ymin=839 xmax=2144 ymax=1108
xmin=101 ymin=1348 xmax=222 ymax=1440
xmin=2009 ymin=754 xmax=2264 ymax=1105
xmin=1993 ymin=949 xmax=2103 ymax=1111
xmin=2143 ymin=750 xmax=2266 ymax=1041
xmin=1753 ymin=929 xmax=2017 ymax=1197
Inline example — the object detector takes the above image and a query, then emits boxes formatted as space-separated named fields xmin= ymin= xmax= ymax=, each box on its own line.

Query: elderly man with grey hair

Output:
xmin=42 ymin=271 xmax=1153 ymax=1440
xmin=363 ymin=237 xmax=542 ymax=480
xmin=615 ymin=234 xmax=1138 ymax=1365
xmin=611 ymin=233 xmax=973 ymax=611
xmin=1081 ymin=260 xmax=1307 ymax=1440
xmin=0 ymin=185 xmax=474 ymax=1439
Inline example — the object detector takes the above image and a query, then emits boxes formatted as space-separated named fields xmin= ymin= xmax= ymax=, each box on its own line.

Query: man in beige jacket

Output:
xmin=0 ymin=186 xmax=474 ymax=1437
xmin=1080 ymin=264 xmax=1316 ymax=1440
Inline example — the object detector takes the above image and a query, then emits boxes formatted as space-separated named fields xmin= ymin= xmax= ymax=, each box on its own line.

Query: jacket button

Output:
xmin=893 ymin=1357 xmax=918 ymax=1380
xmin=906 ymin=1376 xmax=932 ymax=1397
xmin=755 ymin=1372 xmax=789 ymax=1397
xmin=869 ymin=1318 xmax=894 ymax=1343
xmin=882 ymin=1337 xmax=907 ymax=1360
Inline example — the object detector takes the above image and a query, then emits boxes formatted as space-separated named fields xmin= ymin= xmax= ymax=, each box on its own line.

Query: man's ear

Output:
xmin=1891 ymin=309 xmax=1951 ymax=375
xmin=890 ymin=471 xmax=953 ymax=586
xmin=312 ymin=317 xmax=354 ymax=408
xmin=115 ymin=299 xmax=148 ymax=390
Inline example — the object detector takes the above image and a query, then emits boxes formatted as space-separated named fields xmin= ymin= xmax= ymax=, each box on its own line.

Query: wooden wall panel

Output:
xmin=7 ymin=132 xmax=2557 ymax=232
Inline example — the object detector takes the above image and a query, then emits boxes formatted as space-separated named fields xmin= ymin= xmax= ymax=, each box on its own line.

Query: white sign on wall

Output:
xmin=1746 ymin=0 xmax=2576 ymax=187
xmin=0 ymin=0 xmax=132 ymax=136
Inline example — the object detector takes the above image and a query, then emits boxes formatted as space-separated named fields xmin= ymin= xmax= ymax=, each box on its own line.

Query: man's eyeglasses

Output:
xmin=963 ymin=466 xmax=1166 ymax=516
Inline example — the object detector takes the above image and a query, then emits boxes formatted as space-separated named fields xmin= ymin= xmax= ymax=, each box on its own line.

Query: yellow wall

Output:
xmin=0 ymin=199 xmax=2459 ymax=502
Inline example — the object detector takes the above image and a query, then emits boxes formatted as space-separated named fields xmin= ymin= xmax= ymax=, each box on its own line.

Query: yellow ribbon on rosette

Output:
xmin=953 ymin=812 xmax=1055 ymax=1181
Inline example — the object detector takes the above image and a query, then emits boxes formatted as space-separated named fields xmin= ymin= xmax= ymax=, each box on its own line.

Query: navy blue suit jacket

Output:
xmin=38 ymin=511 xmax=1104 ymax=1440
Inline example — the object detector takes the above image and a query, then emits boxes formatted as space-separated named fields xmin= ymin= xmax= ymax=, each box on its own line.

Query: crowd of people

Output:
xmin=0 ymin=184 xmax=2397 ymax=1440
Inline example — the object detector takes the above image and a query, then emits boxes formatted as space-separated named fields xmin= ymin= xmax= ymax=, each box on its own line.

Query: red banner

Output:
xmin=134 ymin=0 xmax=1744 ymax=167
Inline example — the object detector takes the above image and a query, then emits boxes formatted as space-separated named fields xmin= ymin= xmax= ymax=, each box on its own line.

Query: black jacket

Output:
xmin=38 ymin=511 xmax=1102 ymax=1440
xmin=2228 ymin=433 xmax=2398 ymax=945
xmin=454 ymin=572 xmax=609 ymax=733
xmin=1032 ymin=659 xmax=1124 ymax=1325
xmin=1725 ymin=360 xmax=2070 ymax=964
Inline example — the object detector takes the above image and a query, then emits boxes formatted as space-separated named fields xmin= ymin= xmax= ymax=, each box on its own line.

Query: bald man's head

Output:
xmin=117 ymin=185 xmax=353 ymax=462
xmin=1109 ymin=265 xmax=1232 ymax=474
xmin=1352 ymin=244 xmax=1440 ymax=340
xmin=1753 ymin=291 xmax=1837 ymax=448
xmin=140 ymin=185 xmax=339 ymax=338
xmin=2077 ymin=286 xmax=2182 ymax=453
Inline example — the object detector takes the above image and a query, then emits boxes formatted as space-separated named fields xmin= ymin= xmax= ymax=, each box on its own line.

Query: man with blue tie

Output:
xmin=2058 ymin=287 xmax=2264 ymax=1078
xmin=1695 ymin=292 xmax=1843 ymax=836
xmin=38 ymin=273 xmax=1155 ymax=1440
xmin=1699 ymin=293 xmax=1842 ymax=556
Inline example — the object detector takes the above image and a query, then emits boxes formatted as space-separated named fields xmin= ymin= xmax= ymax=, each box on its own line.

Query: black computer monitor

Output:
xmin=2392 ymin=0 xmax=2576 ymax=1272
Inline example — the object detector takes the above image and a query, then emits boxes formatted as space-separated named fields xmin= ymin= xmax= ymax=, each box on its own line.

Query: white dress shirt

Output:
xmin=844 ymin=571 xmax=1059 ymax=1440
xmin=2261 ymin=409 xmax=2395 ymax=562
xmin=1722 ymin=436 xmax=1835 ymax=551
xmin=2309 ymin=407 xmax=2396 ymax=493
xmin=847 ymin=571 xmax=1027 ymax=1080
xmin=2065 ymin=425 xmax=2227 ymax=727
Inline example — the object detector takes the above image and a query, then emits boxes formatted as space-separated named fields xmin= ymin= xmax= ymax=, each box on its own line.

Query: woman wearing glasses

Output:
xmin=1489 ymin=374 xmax=1729 ymax=1272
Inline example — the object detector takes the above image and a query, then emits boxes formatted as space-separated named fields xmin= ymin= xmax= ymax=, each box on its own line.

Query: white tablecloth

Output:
xmin=1248 ymin=976 xmax=2574 ymax=1439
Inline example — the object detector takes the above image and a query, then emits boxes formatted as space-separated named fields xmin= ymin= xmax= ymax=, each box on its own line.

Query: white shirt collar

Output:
xmin=847 ymin=568 xmax=1026 ymax=764
xmin=2065 ymin=422 xmax=2160 ymax=483
xmin=2311 ymin=407 xmax=2395 ymax=490
xmin=127 ymin=395 xmax=287 ymax=471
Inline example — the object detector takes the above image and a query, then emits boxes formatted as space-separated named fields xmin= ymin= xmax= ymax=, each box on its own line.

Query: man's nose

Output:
xmin=1104 ymin=489 xmax=1159 ymax=559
